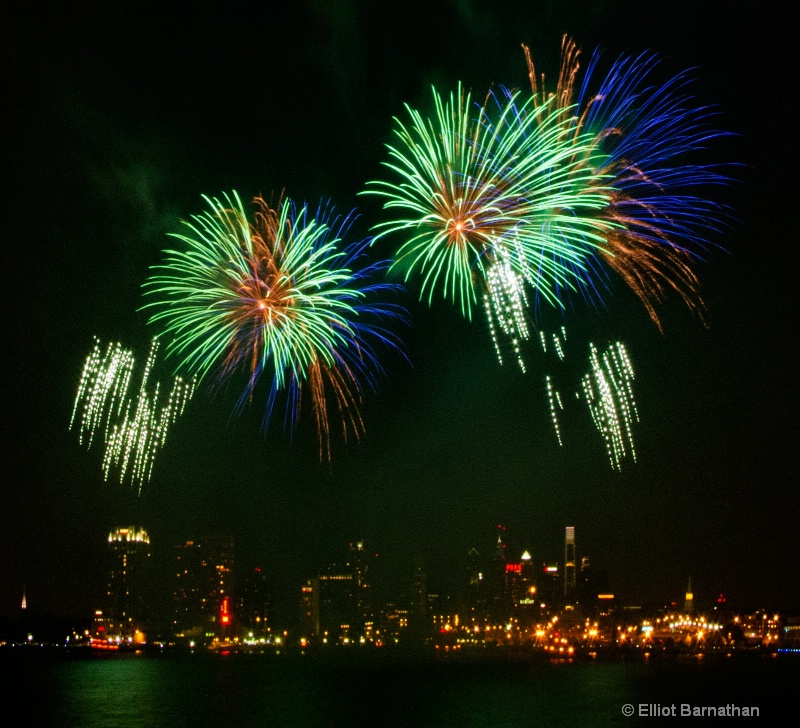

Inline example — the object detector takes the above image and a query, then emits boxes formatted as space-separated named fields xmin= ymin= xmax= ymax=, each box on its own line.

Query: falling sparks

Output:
xmin=485 ymin=248 xmax=531 ymax=372
xmin=540 ymin=328 xmax=638 ymax=471
xmin=70 ymin=339 xmax=135 ymax=449
xmin=581 ymin=342 xmax=638 ymax=471
xmin=545 ymin=374 xmax=564 ymax=446
xmin=70 ymin=337 xmax=195 ymax=490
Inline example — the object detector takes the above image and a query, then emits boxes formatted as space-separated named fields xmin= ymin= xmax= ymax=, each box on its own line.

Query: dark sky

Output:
xmin=2 ymin=1 xmax=797 ymax=623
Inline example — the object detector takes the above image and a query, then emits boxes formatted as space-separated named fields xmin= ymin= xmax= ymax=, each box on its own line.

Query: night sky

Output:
xmin=2 ymin=1 xmax=797 ymax=625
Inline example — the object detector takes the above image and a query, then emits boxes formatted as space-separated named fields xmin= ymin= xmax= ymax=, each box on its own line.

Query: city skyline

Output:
xmin=4 ymin=521 xmax=796 ymax=660
xmin=2 ymin=1 xmax=798 ymax=626
xmin=5 ymin=520 xmax=791 ymax=637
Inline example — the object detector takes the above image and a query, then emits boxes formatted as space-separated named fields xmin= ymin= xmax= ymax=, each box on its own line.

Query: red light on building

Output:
xmin=505 ymin=563 xmax=522 ymax=574
xmin=220 ymin=597 xmax=231 ymax=625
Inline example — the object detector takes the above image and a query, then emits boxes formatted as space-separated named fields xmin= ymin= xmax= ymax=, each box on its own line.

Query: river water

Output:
xmin=5 ymin=649 xmax=797 ymax=726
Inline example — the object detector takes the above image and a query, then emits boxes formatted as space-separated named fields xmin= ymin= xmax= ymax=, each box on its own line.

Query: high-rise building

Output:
xmin=347 ymin=539 xmax=375 ymax=626
xmin=492 ymin=525 xmax=509 ymax=617
xmin=411 ymin=568 xmax=428 ymax=621
xmin=237 ymin=566 xmax=272 ymax=637
xmin=466 ymin=547 xmax=481 ymax=589
xmin=463 ymin=546 xmax=489 ymax=622
xmin=299 ymin=539 xmax=382 ymax=644
xmin=206 ymin=537 xmax=235 ymax=631
xmin=172 ymin=536 xmax=235 ymax=640
xmin=95 ymin=526 xmax=152 ymax=641
xmin=520 ymin=550 xmax=536 ymax=586
xmin=403 ymin=567 xmax=430 ymax=643
xmin=299 ymin=579 xmax=317 ymax=639
xmin=564 ymin=526 xmax=576 ymax=598
xmin=173 ymin=540 xmax=204 ymax=636
xmin=539 ymin=563 xmax=561 ymax=610
xmin=517 ymin=550 xmax=538 ymax=612
xmin=578 ymin=556 xmax=610 ymax=613
xmin=316 ymin=570 xmax=355 ymax=643
xmin=684 ymin=577 xmax=694 ymax=615
xmin=504 ymin=561 xmax=523 ymax=609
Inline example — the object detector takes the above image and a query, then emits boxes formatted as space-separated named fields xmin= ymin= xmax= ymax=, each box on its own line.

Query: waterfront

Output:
xmin=6 ymin=649 xmax=798 ymax=727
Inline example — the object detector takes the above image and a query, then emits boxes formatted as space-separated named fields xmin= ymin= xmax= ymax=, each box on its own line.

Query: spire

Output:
xmin=684 ymin=576 xmax=694 ymax=614
xmin=21 ymin=584 xmax=27 ymax=611
xmin=495 ymin=524 xmax=507 ymax=562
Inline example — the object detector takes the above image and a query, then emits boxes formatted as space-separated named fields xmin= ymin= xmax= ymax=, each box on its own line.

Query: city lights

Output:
xmin=6 ymin=522 xmax=790 ymax=658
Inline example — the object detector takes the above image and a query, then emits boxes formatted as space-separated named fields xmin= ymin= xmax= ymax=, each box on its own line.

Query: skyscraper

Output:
xmin=463 ymin=546 xmax=488 ymax=622
xmin=504 ymin=561 xmax=523 ymax=609
xmin=237 ymin=566 xmax=272 ymax=637
xmin=520 ymin=550 xmax=536 ymax=587
xmin=316 ymin=571 xmax=355 ymax=643
xmin=495 ymin=525 xmax=508 ymax=563
xmin=206 ymin=536 xmax=235 ymax=628
xmin=518 ymin=550 xmax=538 ymax=611
xmin=411 ymin=568 xmax=428 ymax=622
xmin=299 ymin=579 xmax=317 ymax=639
xmin=578 ymin=556 xmax=610 ymax=614
xmin=172 ymin=536 xmax=235 ymax=640
xmin=173 ymin=539 xmax=204 ymax=637
xmin=96 ymin=526 xmax=152 ymax=641
xmin=347 ymin=539 xmax=374 ymax=626
xmin=301 ymin=539 xmax=379 ymax=644
xmin=465 ymin=546 xmax=483 ymax=595
xmin=564 ymin=526 xmax=576 ymax=598
xmin=539 ymin=563 xmax=561 ymax=610
xmin=684 ymin=577 xmax=694 ymax=615
xmin=492 ymin=525 xmax=509 ymax=617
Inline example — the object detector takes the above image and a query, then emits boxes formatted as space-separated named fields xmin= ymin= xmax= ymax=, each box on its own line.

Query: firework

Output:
xmin=366 ymin=38 xmax=732 ymax=372
xmin=363 ymin=82 xmax=613 ymax=369
xmin=70 ymin=338 xmax=135 ymax=449
xmin=522 ymin=36 xmax=734 ymax=329
xmin=540 ymin=328 xmax=638 ymax=471
xmin=545 ymin=374 xmax=564 ymax=447
xmin=70 ymin=337 xmax=195 ymax=489
xmin=540 ymin=327 xmax=569 ymax=449
xmin=142 ymin=191 xmax=406 ymax=459
xmin=580 ymin=341 xmax=638 ymax=471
